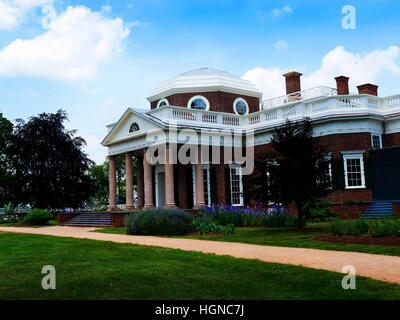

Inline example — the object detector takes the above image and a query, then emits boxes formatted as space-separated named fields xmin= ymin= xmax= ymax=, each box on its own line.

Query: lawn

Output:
xmin=0 ymin=231 xmax=400 ymax=300
xmin=0 ymin=219 xmax=57 ymax=228
xmin=95 ymin=222 xmax=400 ymax=257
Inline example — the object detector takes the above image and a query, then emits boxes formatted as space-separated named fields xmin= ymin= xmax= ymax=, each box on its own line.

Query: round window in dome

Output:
xmin=156 ymin=98 xmax=169 ymax=108
xmin=187 ymin=95 xmax=210 ymax=110
xmin=233 ymin=98 xmax=249 ymax=115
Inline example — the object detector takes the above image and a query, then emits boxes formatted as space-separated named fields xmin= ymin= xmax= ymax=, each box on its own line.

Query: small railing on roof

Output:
xmin=262 ymin=86 xmax=338 ymax=110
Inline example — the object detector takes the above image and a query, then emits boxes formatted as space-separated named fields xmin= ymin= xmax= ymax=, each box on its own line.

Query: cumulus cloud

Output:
xmin=243 ymin=46 xmax=400 ymax=99
xmin=0 ymin=5 xmax=131 ymax=80
xmin=0 ymin=0 xmax=53 ymax=29
xmin=272 ymin=5 xmax=293 ymax=17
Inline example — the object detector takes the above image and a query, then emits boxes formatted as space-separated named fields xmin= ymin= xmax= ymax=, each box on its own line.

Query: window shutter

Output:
xmin=225 ymin=167 xmax=231 ymax=205
xmin=210 ymin=168 xmax=217 ymax=205
xmin=331 ymin=158 xmax=345 ymax=190
xmin=242 ymin=174 xmax=250 ymax=206
xmin=364 ymin=157 xmax=374 ymax=188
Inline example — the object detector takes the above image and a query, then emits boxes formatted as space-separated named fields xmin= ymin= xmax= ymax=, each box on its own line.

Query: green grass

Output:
xmin=95 ymin=222 xmax=400 ymax=257
xmin=0 ymin=219 xmax=57 ymax=228
xmin=0 ymin=232 xmax=400 ymax=300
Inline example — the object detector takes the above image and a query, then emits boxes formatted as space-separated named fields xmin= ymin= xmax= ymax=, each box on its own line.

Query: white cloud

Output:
xmin=272 ymin=5 xmax=293 ymax=17
xmin=274 ymin=40 xmax=288 ymax=51
xmin=0 ymin=0 xmax=53 ymax=29
xmin=0 ymin=5 xmax=131 ymax=80
xmin=243 ymin=46 xmax=400 ymax=99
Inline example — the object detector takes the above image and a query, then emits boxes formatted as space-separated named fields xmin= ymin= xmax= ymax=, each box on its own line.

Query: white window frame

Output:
xmin=371 ymin=133 xmax=382 ymax=150
xmin=192 ymin=164 xmax=211 ymax=205
xmin=233 ymin=97 xmax=249 ymax=115
xmin=187 ymin=95 xmax=210 ymax=111
xmin=156 ymin=98 xmax=169 ymax=108
xmin=317 ymin=152 xmax=332 ymax=184
xmin=342 ymin=151 xmax=366 ymax=189
xmin=229 ymin=164 xmax=244 ymax=206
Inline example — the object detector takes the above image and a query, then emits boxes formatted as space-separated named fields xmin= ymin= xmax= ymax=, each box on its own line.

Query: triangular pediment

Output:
xmin=101 ymin=108 xmax=164 ymax=146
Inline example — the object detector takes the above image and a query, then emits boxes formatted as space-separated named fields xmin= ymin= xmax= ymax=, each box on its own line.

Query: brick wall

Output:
xmin=151 ymin=91 xmax=260 ymax=114
xmin=110 ymin=213 xmax=129 ymax=227
xmin=325 ymin=189 xmax=373 ymax=203
xmin=393 ymin=203 xmax=400 ymax=218
xmin=383 ymin=132 xmax=400 ymax=148
xmin=330 ymin=203 xmax=370 ymax=219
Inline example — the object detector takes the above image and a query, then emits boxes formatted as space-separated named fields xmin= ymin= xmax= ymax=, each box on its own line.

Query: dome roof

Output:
xmin=147 ymin=67 xmax=262 ymax=102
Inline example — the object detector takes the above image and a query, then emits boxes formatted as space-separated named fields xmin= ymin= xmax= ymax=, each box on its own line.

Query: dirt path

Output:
xmin=1 ymin=226 xmax=400 ymax=285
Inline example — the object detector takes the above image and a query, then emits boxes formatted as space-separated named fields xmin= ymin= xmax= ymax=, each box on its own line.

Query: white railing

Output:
xmin=262 ymin=86 xmax=338 ymax=109
xmin=147 ymin=93 xmax=400 ymax=130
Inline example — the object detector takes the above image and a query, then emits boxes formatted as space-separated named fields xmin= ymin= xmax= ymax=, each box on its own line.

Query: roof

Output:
xmin=147 ymin=67 xmax=262 ymax=102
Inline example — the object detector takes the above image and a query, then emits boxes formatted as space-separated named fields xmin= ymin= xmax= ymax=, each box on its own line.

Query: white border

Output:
xmin=342 ymin=152 xmax=366 ymax=189
xmin=233 ymin=97 xmax=249 ymax=115
xmin=187 ymin=95 xmax=210 ymax=111
xmin=371 ymin=133 xmax=382 ymax=149
xmin=156 ymin=98 xmax=169 ymax=108
xmin=229 ymin=164 xmax=244 ymax=206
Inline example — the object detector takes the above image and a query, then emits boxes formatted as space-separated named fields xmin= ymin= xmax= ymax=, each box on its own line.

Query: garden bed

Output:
xmin=314 ymin=235 xmax=400 ymax=247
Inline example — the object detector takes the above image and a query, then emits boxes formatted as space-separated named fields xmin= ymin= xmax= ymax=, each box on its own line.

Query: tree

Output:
xmin=88 ymin=164 xmax=109 ymax=205
xmin=0 ymin=112 xmax=13 ymax=206
xmin=6 ymin=110 xmax=96 ymax=209
xmin=247 ymin=118 xmax=332 ymax=228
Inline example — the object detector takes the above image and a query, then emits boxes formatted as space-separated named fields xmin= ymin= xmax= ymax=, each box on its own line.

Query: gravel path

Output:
xmin=1 ymin=226 xmax=400 ymax=285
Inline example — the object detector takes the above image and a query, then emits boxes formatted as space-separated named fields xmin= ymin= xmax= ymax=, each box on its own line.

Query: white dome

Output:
xmin=147 ymin=67 xmax=262 ymax=102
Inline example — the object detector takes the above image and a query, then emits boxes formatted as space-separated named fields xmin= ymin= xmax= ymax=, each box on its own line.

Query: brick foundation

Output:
xmin=110 ymin=213 xmax=129 ymax=227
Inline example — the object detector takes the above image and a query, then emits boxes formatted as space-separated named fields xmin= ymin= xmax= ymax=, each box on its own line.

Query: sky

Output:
xmin=1 ymin=0 xmax=400 ymax=164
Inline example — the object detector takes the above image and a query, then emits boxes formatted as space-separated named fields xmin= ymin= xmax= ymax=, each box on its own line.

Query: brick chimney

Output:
xmin=283 ymin=71 xmax=302 ymax=94
xmin=335 ymin=76 xmax=349 ymax=95
xmin=357 ymin=83 xmax=378 ymax=96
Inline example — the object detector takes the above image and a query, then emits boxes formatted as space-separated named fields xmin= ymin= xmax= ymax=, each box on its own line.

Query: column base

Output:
xmin=107 ymin=206 xmax=119 ymax=212
xmin=143 ymin=204 xmax=154 ymax=209
xmin=193 ymin=203 xmax=205 ymax=210
xmin=124 ymin=206 xmax=135 ymax=211
xmin=164 ymin=203 xmax=177 ymax=209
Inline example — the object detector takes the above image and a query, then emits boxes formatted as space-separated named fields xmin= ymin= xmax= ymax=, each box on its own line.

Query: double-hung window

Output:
xmin=342 ymin=151 xmax=366 ymax=189
xmin=371 ymin=134 xmax=382 ymax=150
xmin=230 ymin=165 xmax=244 ymax=206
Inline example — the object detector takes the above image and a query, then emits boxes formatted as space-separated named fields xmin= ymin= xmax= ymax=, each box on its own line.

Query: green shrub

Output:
xmin=192 ymin=216 xmax=235 ymax=235
xmin=330 ymin=219 xmax=400 ymax=237
xmin=125 ymin=208 xmax=194 ymax=235
xmin=303 ymin=198 xmax=337 ymax=221
xmin=23 ymin=209 xmax=53 ymax=225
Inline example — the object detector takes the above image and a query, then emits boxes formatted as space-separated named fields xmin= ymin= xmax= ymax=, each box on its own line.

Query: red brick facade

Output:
xmin=150 ymin=91 xmax=260 ymax=114
xmin=383 ymin=132 xmax=400 ymax=147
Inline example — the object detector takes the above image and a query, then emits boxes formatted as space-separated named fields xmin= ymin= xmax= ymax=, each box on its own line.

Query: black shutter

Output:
xmin=242 ymin=174 xmax=249 ymax=206
xmin=225 ymin=167 xmax=231 ymax=205
xmin=364 ymin=157 xmax=374 ymax=188
xmin=186 ymin=168 xmax=193 ymax=208
xmin=174 ymin=165 xmax=179 ymax=207
xmin=331 ymin=158 xmax=345 ymax=190
xmin=210 ymin=168 xmax=217 ymax=205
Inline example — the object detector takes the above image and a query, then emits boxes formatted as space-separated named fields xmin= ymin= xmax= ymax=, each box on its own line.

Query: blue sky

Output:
xmin=1 ymin=0 xmax=400 ymax=163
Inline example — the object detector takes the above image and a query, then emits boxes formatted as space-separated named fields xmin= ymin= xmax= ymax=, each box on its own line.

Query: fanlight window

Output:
xmin=157 ymin=98 xmax=169 ymax=108
xmin=188 ymin=95 xmax=210 ymax=111
xmin=129 ymin=122 xmax=140 ymax=133
xmin=233 ymin=98 xmax=249 ymax=115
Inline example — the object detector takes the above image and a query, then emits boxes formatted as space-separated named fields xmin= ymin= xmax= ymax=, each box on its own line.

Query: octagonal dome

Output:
xmin=147 ymin=67 xmax=262 ymax=102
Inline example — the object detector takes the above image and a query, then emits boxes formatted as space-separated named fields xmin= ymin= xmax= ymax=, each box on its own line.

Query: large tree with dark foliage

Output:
xmin=6 ymin=110 xmax=96 ymax=209
xmin=247 ymin=118 xmax=332 ymax=228
xmin=0 ymin=112 xmax=13 ymax=206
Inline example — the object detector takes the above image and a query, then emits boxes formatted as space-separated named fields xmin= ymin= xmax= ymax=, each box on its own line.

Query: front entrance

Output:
xmin=155 ymin=165 xmax=165 ymax=207
xmin=370 ymin=147 xmax=400 ymax=200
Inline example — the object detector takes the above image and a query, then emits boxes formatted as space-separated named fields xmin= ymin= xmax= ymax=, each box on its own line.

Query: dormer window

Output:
xmin=129 ymin=122 xmax=140 ymax=133
xmin=157 ymin=98 xmax=169 ymax=108
xmin=188 ymin=95 xmax=210 ymax=111
xmin=233 ymin=98 xmax=249 ymax=115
